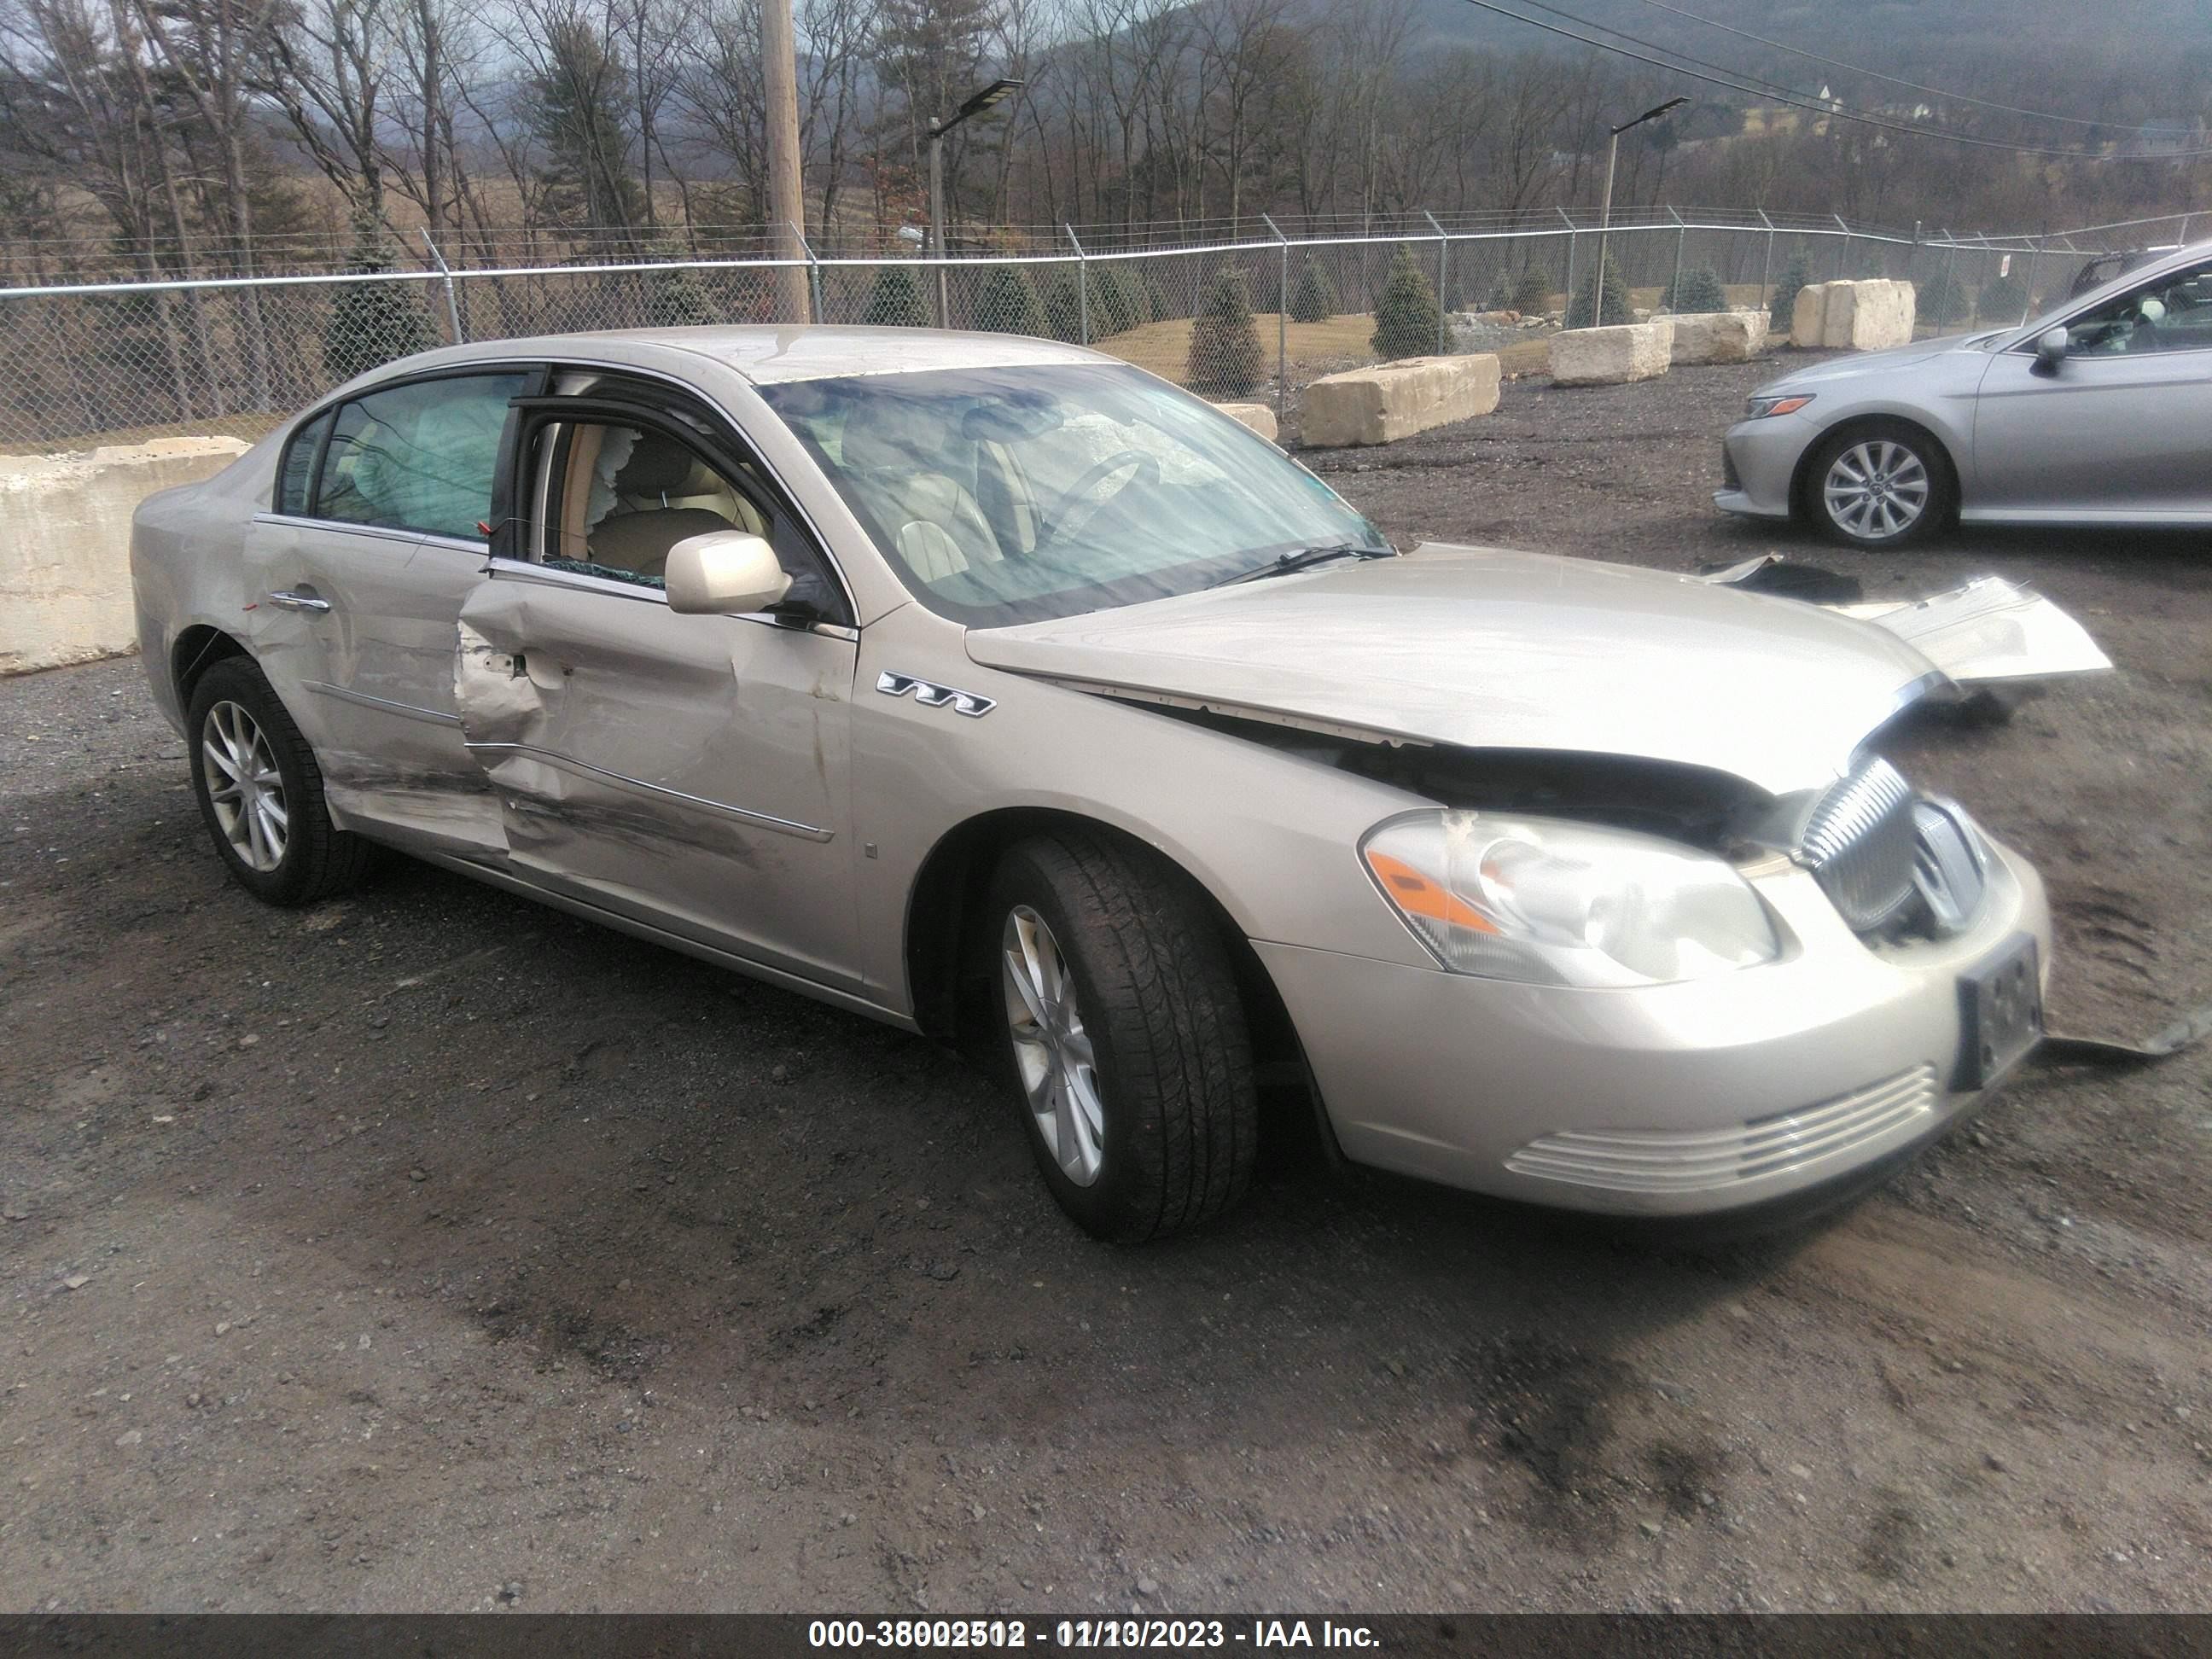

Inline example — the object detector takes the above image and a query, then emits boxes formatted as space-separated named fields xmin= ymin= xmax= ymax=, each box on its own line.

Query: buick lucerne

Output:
xmin=133 ymin=327 xmax=2052 ymax=1239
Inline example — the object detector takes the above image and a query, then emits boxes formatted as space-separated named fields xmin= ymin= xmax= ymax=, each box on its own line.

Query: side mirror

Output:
xmin=663 ymin=530 xmax=791 ymax=615
xmin=2034 ymin=325 xmax=2069 ymax=370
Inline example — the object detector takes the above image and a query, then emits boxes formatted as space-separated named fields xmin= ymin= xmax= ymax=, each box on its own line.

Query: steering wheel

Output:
xmin=1039 ymin=450 xmax=1159 ymax=548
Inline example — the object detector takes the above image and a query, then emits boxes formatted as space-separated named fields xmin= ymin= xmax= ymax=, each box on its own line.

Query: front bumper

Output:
xmin=1256 ymin=837 xmax=2050 ymax=1218
xmin=1714 ymin=412 xmax=1819 ymax=522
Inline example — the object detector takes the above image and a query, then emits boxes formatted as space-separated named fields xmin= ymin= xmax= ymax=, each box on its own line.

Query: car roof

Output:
xmin=388 ymin=324 xmax=1118 ymax=387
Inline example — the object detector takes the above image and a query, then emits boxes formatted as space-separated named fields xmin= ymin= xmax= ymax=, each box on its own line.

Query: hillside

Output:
xmin=1404 ymin=0 xmax=2212 ymax=129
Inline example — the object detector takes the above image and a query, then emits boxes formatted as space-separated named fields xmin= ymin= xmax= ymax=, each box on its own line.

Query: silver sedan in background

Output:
xmin=1718 ymin=240 xmax=2212 ymax=546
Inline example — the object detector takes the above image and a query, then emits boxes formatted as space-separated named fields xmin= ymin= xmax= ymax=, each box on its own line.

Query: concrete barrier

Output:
xmin=1 ymin=436 xmax=249 ymax=676
xmin=1548 ymin=321 xmax=1672 ymax=386
xmin=1668 ymin=310 xmax=1771 ymax=364
xmin=1209 ymin=401 xmax=1280 ymax=442
xmin=1301 ymin=353 xmax=1500 ymax=447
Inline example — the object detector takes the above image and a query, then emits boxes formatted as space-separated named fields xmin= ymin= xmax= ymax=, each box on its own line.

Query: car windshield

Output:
xmin=758 ymin=363 xmax=1387 ymax=626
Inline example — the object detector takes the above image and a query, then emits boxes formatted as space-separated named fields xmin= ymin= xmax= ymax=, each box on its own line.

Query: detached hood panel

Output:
xmin=965 ymin=544 xmax=1941 ymax=796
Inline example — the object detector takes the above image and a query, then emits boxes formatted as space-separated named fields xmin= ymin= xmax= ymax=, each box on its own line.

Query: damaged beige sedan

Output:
xmin=134 ymin=328 xmax=2080 ymax=1239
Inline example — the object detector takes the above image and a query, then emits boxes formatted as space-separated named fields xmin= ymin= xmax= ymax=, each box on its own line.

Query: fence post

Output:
xmin=2021 ymin=236 xmax=2043 ymax=326
xmin=1262 ymin=213 xmax=1289 ymax=421
xmin=1668 ymin=207 xmax=1685 ymax=310
xmin=1939 ymin=230 xmax=1959 ymax=330
xmin=790 ymin=222 xmax=823 ymax=323
xmin=1757 ymin=209 xmax=1775 ymax=315
xmin=1063 ymin=224 xmax=1088 ymax=345
xmin=1558 ymin=207 xmax=1577 ymax=321
xmin=422 ymin=228 xmax=464 ymax=344
xmin=1422 ymin=210 xmax=1449 ymax=352
xmin=1834 ymin=212 xmax=1852 ymax=279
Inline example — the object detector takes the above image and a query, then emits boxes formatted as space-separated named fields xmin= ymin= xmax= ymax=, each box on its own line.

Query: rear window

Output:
xmin=276 ymin=410 xmax=331 ymax=516
xmin=315 ymin=373 xmax=527 ymax=540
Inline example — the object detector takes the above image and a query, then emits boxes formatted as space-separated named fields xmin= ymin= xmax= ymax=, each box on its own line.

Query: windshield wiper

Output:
xmin=1208 ymin=543 xmax=1394 ymax=588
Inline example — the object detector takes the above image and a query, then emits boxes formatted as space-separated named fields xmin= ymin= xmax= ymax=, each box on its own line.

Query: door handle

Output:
xmin=265 ymin=588 xmax=331 ymax=614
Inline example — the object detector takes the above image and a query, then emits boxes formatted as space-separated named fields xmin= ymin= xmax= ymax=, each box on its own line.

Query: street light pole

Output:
xmin=928 ymin=117 xmax=947 ymax=327
xmin=926 ymin=78 xmax=1026 ymax=331
xmin=1594 ymin=96 xmax=1688 ymax=328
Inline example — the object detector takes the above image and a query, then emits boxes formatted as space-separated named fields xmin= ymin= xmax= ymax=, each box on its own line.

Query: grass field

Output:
xmin=1093 ymin=311 xmax=1380 ymax=383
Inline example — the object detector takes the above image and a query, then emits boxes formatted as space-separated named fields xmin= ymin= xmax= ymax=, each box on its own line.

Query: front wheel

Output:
xmin=1807 ymin=422 xmax=1954 ymax=549
xmin=982 ymin=830 xmax=1258 ymax=1242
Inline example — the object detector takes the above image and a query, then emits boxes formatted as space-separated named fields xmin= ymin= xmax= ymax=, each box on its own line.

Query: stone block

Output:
xmin=1668 ymin=310 xmax=1772 ymax=364
xmin=1814 ymin=278 xmax=1918 ymax=350
xmin=1791 ymin=282 xmax=1830 ymax=347
xmin=1209 ymin=401 xmax=1279 ymax=442
xmin=1547 ymin=322 xmax=1672 ymax=386
xmin=1301 ymin=353 xmax=1501 ymax=446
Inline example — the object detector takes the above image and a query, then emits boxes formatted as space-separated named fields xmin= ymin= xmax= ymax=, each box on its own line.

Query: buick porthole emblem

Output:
xmin=876 ymin=671 xmax=997 ymax=718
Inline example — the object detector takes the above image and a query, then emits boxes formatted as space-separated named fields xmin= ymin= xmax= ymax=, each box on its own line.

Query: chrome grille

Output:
xmin=1505 ymin=1065 xmax=1939 ymax=1195
xmin=1801 ymin=756 xmax=1919 ymax=931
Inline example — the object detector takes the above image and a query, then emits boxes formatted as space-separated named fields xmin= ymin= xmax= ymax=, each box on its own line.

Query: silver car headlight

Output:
xmin=1360 ymin=811 xmax=1780 ymax=987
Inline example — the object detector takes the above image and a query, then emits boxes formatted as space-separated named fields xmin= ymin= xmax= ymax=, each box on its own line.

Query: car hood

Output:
xmin=964 ymin=544 xmax=1941 ymax=797
xmin=1756 ymin=331 xmax=1995 ymax=392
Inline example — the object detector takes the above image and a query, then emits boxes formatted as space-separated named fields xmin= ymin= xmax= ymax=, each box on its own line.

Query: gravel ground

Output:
xmin=3 ymin=355 xmax=2208 ymax=1615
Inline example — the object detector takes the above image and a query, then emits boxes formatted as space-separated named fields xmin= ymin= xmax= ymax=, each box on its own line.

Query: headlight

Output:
xmin=1360 ymin=811 xmax=1780 ymax=987
xmin=1743 ymin=392 xmax=1816 ymax=419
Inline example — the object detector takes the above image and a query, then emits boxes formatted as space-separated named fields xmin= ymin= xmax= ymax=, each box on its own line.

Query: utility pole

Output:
xmin=761 ymin=0 xmax=808 ymax=323
xmin=1595 ymin=96 xmax=1687 ymax=327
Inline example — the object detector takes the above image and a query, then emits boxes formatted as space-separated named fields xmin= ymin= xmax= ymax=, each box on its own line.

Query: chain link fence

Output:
xmin=1 ymin=207 xmax=2197 ymax=454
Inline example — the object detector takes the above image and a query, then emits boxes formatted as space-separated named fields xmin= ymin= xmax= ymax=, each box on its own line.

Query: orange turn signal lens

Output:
xmin=1763 ymin=395 xmax=1814 ymax=417
xmin=1363 ymin=850 xmax=1499 ymax=935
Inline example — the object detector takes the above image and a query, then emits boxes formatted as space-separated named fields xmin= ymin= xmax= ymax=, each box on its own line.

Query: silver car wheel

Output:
xmin=201 ymin=700 xmax=289 ymax=873
xmin=1002 ymin=905 xmax=1106 ymax=1187
xmin=1823 ymin=439 xmax=1930 ymax=542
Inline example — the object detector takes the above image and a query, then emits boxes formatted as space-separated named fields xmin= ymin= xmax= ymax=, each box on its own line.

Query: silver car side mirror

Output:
xmin=2034 ymin=325 xmax=2069 ymax=370
xmin=663 ymin=530 xmax=792 ymax=615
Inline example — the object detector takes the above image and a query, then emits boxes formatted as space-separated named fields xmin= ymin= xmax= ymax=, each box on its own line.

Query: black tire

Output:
xmin=1805 ymin=420 xmax=1955 ymax=550
xmin=186 ymin=657 xmax=373 ymax=905
xmin=981 ymin=830 xmax=1258 ymax=1242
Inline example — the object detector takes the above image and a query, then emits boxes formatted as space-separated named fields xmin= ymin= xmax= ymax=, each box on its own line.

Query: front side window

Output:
xmin=759 ymin=364 xmax=1386 ymax=626
xmin=523 ymin=410 xmax=846 ymax=620
xmin=2065 ymin=260 xmax=2212 ymax=356
xmin=316 ymin=372 xmax=528 ymax=538
xmin=536 ymin=422 xmax=774 ymax=587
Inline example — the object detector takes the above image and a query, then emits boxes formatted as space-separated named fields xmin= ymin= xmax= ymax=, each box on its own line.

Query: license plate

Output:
xmin=1956 ymin=934 xmax=2043 ymax=1090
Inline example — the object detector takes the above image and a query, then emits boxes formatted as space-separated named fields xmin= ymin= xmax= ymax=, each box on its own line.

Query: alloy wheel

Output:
xmin=1001 ymin=905 xmax=1106 ymax=1186
xmin=201 ymin=700 xmax=288 ymax=873
xmin=1823 ymin=439 xmax=1930 ymax=542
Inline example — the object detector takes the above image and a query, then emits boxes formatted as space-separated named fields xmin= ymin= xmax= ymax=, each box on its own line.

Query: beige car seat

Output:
xmin=588 ymin=431 xmax=765 ymax=581
xmin=838 ymin=399 xmax=1003 ymax=583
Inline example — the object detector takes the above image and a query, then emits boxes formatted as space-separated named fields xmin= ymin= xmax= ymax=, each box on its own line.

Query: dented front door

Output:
xmin=454 ymin=570 xmax=862 ymax=989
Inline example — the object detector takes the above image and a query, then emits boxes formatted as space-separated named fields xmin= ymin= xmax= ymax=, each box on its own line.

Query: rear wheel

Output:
xmin=1807 ymin=421 xmax=1953 ymax=549
xmin=187 ymin=657 xmax=372 ymax=905
xmin=982 ymin=830 xmax=1258 ymax=1242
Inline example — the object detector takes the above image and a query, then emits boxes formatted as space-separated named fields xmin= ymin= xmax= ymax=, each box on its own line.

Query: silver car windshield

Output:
xmin=760 ymin=364 xmax=1386 ymax=626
